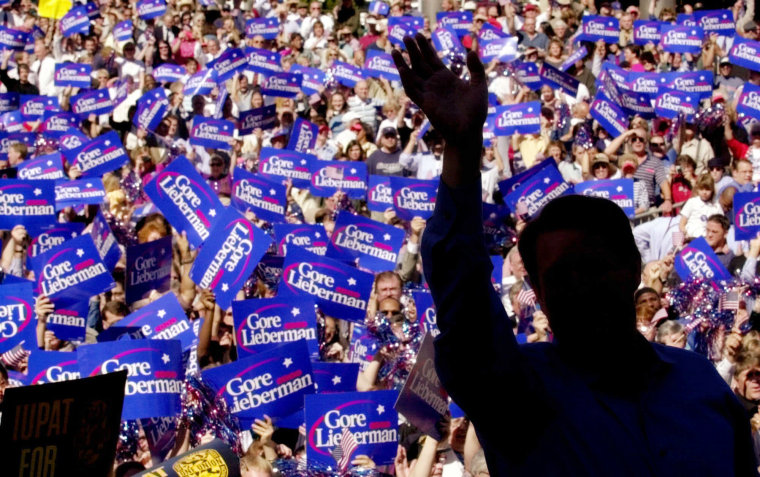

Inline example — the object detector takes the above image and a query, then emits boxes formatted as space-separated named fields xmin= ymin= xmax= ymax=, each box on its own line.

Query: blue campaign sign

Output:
xmin=97 ymin=326 xmax=144 ymax=342
xmin=44 ymin=299 xmax=89 ymax=341
xmin=113 ymin=20 xmax=133 ymax=41
xmin=0 ymin=179 xmax=56 ymax=232
xmin=288 ymin=117 xmax=319 ymax=153
xmin=329 ymin=60 xmax=364 ymax=88
xmin=560 ymin=45 xmax=588 ymax=71
xmin=183 ymin=68 xmax=218 ymax=97
xmin=478 ymin=36 xmax=518 ymax=63
xmin=17 ymin=152 xmax=64 ymax=180
xmin=20 ymin=95 xmax=59 ymax=120
xmin=477 ymin=23 xmax=508 ymax=42
xmin=190 ymin=208 xmax=272 ymax=309
xmin=658 ymin=71 xmax=713 ymax=99
xmin=66 ymin=130 xmax=129 ymax=177
xmin=733 ymin=192 xmax=760 ymax=240
xmin=367 ymin=175 xmax=393 ymax=213
xmin=492 ymin=101 xmax=541 ymax=136
xmin=208 ymin=47 xmax=248 ymax=82
xmin=91 ymin=208 xmax=121 ymax=271
xmin=279 ymin=247 xmax=373 ymax=322
xmin=28 ymin=351 xmax=80 ymax=385
xmin=620 ymin=90 xmax=655 ymax=119
xmin=140 ymin=417 xmax=177 ymax=464
xmin=431 ymin=27 xmax=465 ymax=55
xmin=274 ymin=223 xmax=328 ymax=256
xmin=291 ymin=65 xmax=325 ymax=96
xmin=0 ymin=26 xmax=29 ymax=50
xmin=121 ymin=292 xmax=195 ymax=350
xmin=41 ymin=112 xmax=80 ymax=137
xmin=312 ymin=362 xmax=360 ymax=393
xmin=327 ymin=211 xmax=405 ymax=272
xmin=71 ymin=88 xmax=114 ymax=117
xmin=261 ymin=72 xmax=302 ymax=98
xmin=654 ymin=88 xmax=698 ymax=120
xmin=369 ymin=0 xmax=390 ymax=16
xmin=575 ymin=179 xmax=635 ymax=218
xmin=144 ymin=156 xmax=224 ymax=248
xmin=579 ymin=15 xmax=620 ymax=42
xmin=729 ymin=36 xmax=760 ymax=72
xmin=590 ymin=93 xmax=628 ymax=138
xmin=125 ymin=236 xmax=172 ymax=304
xmin=695 ymin=9 xmax=735 ymax=35
xmin=1 ymin=110 xmax=23 ymax=133
xmin=59 ymin=131 xmax=88 ymax=152
xmin=28 ymin=222 xmax=85 ymax=258
xmin=309 ymin=160 xmax=368 ymax=199
xmin=388 ymin=20 xmax=417 ymax=47
xmin=245 ymin=47 xmax=282 ymax=75
xmin=504 ymin=161 xmax=573 ymax=218
xmin=633 ymin=20 xmax=662 ymax=45
xmin=539 ymin=63 xmax=579 ymax=96
xmin=390 ymin=176 xmax=438 ymax=221
xmin=677 ymin=13 xmax=696 ymax=26
xmin=60 ymin=6 xmax=90 ymax=37
xmin=258 ymin=147 xmax=314 ymax=189
xmin=0 ymin=92 xmax=18 ymax=112
xmin=54 ymin=62 xmax=92 ymax=88
xmin=134 ymin=87 xmax=168 ymax=131
xmin=190 ymin=116 xmax=234 ymax=150
xmin=33 ymin=234 xmax=115 ymax=305
xmin=231 ymin=167 xmax=286 ymax=223
xmin=513 ymin=60 xmax=541 ymax=90
xmin=350 ymin=324 xmax=379 ymax=369
xmin=660 ymin=25 xmax=704 ymax=54
xmin=55 ymin=179 xmax=106 ymax=209
xmin=137 ymin=0 xmax=167 ymax=20
xmin=245 ymin=17 xmax=279 ymax=39
xmin=0 ymin=282 xmax=35 ymax=354
xmin=436 ymin=11 xmax=471 ymax=36
xmin=306 ymin=390 xmax=399 ymax=467
xmin=256 ymin=253 xmax=284 ymax=291
xmin=674 ymin=236 xmax=732 ymax=282
xmin=412 ymin=290 xmax=438 ymax=337
xmin=78 ymin=339 xmax=184 ymax=419
xmin=152 ymin=63 xmax=185 ymax=83
xmin=232 ymin=296 xmax=318 ymax=358
xmin=0 ymin=132 xmax=34 ymax=162
xmin=239 ymin=104 xmax=277 ymax=134
xmin=202 ymin=340 xmax=315 ymax=425
xmin=364 ymin=50 xmax=401 ymax=82
xmin=738 ymin=82 xmax=760 ymax=118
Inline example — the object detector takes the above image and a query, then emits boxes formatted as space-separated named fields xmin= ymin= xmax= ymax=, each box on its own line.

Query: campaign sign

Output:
xmin=620 ymin=90 xmax=655 ymax=119
xmin=349 ymin=324 xmax=379 ymax=370
xmin=121 ymin=293 xmax=195 ymax=350
xmin=45 ymin=299 xmax=89 ymax=341
xmin=733 ymin=192 xmax=760 ymax=240
xmin=66 ymin=131 xmax=129 ymax=178
xmin=279 ymin=248 xmax=373 ymax=322
xmin=590 ymin=93 xmax=628 ymax=138
xmin=258 ymin=147 xmax=314 ymax=189
xmin=231 ymin=167 xmax=286 ymax=223
xmin=0 ymin=26 xmax=29 ymax=50
xmin=54 ymin=62 xmax=91 ymax=88
xmin=658 ymin=71 xmax=714 ymax=99
xmin=306 ymin=390 xmax=399 ymax=467
xmin=288 ymin=117 xmax=319 ymax=153
xmin=261 ymin=72 xmax=302 ymax=98
xmin=291 ymin=65 xmax=325 ymax=95
xmin=33 ymin=234 xmax=115 ymax=305
xmin=17 ymin=152 xmax=64 ymax=180
xmin=202 ymin=341 xmax=315 ymax=425
xmin=729 ymin=37 xmax=760 ymax=72
xmin=140 ymin=416 xmax=177 ymax=465
xmin=431 ymin=27 xmax=465 ymax=56
xmin=312 ymin=362 xmax=360 ymax=393
xmin=626 ymin=71 xmax=661 ymax=95
xmin=114 ymin=19 xmax=133 ymax=41
xmin=78 ymin=339 xmax=184 ymax=419
xmin=560 ymin=45 xmax=588 ymax=72
xmin=390 ymin=176 xmax=437 ymax=221
xmin=654 ymin=88 xmax=699 ymax=120
xmin=367 ymin=175 xmax=393 ymax=213
xmin=327 ymin=211 xmax=405 ymax=272
xmin=0 ymin=371 xmax=126 ymax=477
xmin=134 ymin=439 xmax=241 ymax=477
xmin=478 ymin=23 xmax=508 ymax=43
xmin=190 ymin=116 xmax=234 ymax=150
xmin=91 ymin=208 xmax=121 ymax=271
xmin=493 ymin=101 xmax=541 ymax=136
xmin=256 ymin=253 xmax=284 ymax=291
xmin=579 ymin=15 xmax=620 ymax=42
xmin=0 ymin=92 xmax=18 ymax=112
xmin=0 ymin=132 xmax=35 ymax=163
xmin=633 ymin=20 xmax=662 ymax=45
xmin=695 ymin=9 xmax=735 ymax=35
xmin=59 ymin=131 xmax=88 ymax=152
xmin=134 ymin=87 xmax=169 ymax=131
xmin=412 ymin=290 xmax=438 ymax=337
xmin=20 ymin=95 xmax=59 ymax=120
xmin=0 ymin=179 xmax=56 ymax=232
xmin=395 ymin=332 xmax=447 ymax=439
xmin=71 ymin=88 xmax=114 ymax=117
xmin=60 ymin=5 xmax=90 ymax=37
xmin=0 ymin=282 xmax=35 ymax=354
xmin=575 ymin=179 xmax=635 ymax=218
xmin=208 ymin=47 xmax=247 ymax=82
xmin=246 ymin=17 xmax=279 ymax=39
xmin=245 ymin=47 xmax=282 ymax=76
xmin=137 ymin=0 xmax=167 ymax=20
xmin=478 ymin=36 xmax=519 ymax=63
xmin=513 ymin=60 xmax=541 ymax=90
xmin=677 ymin=13 xmax=696 ymax=26
xmin=539 ymin=63 xmax=579 ymax=96
xmin=388 ymin=21 xmax=417 ymax=47
xmin=0 ymin=110 xmax=22 ymax=132
xmin=738 ymin=82 xmax=760 ymax=118
xmin=309 ymin=160 xmax=368 ymax=199
xmin=125 ymin=236 xmax=172 ymax=304
xmin=233 ymin=296 xmax=318 ymax=358
xmin=183 ymin=68 xmax=218 ymax=97
xmin=364 ymin=50 xmax=401 ymax=82
xmin=436 ymin=11 xmax=472 ymax=36
xmin=674 ymin=236 xmax=731 ymax=282
xmin=28 ymin=222 xmax=85 ymax=258
xmin=144 ymin=157 xmax=224 ymax=248
xmin=329 ymin=61 xmax=364 ymax=88
xmin=239 ymin=104 xmax=277 ymax=134
xmin=55 ymin=179 xmax=106 ymax=209
xmin=152 ymin=63 xmax=185 ymax=83
xmin=660 ymin=25 xmax=704 ymax=54
xmin=504 ymin=161 xmax=573 ymax=218
xmin=41 ymin=111 xmax=80 ymax=137
xmin=28 ymin=351 xmax=80 ymax=384
xmin=369 ymin=0 xmax=390 ymax=16
xmin=274 ymin=223 xmax=328 ymax=256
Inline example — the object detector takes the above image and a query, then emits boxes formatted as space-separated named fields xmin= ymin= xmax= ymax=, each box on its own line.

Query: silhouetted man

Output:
xmin=392 ymin=34 xmax=757 ymax=476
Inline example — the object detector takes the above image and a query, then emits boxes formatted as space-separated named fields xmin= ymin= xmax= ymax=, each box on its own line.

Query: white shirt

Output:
xmin=680 ymin=197 xmax=723 ymax=238
xmin=30 ymin=56 xmax=56 ymax=97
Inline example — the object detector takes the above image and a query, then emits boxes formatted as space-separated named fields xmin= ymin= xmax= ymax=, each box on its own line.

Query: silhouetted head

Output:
xmin=518 ymin=195 xmax=641 ymax=349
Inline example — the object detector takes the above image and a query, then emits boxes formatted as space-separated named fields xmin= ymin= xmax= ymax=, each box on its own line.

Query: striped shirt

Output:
xmin=632 ymin=155 xmax=669 ymax=204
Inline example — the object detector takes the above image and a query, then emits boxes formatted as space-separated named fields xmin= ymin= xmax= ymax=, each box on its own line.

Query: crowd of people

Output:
xmin=1 ymin=0 xmax=760 ymax=474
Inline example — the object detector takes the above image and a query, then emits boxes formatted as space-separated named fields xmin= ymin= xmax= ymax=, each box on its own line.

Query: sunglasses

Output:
xmin=650 ymin=141 xmax=664 ymax=146
xmin=631 ymin=136 xmax=645 ymax=143
xmin=592 ymin=163 xmax=608 ymax=169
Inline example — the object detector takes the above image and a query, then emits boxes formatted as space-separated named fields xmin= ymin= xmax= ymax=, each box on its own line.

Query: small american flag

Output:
xmin=719 ymin=291 xmax=741 ymax=311
xmin=331 ymin=427 xmax=358 ymax=472
xmin=0 ymin=343 xmax=29 ymax=368
xmin=517 ymin=283 xmax=537 ymax=307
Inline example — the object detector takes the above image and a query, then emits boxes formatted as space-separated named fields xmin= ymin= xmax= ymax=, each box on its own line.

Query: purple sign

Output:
xmin=44 ymin=299 xmax=89 ymax=341
xmin=274 ymin=223 xmax=327 ymax=256
xmin=239 ymin=104 xmax=277 ymax=135
xmin=729 ymin=37 xmax=760 ymax=72
xmin=91 ymin=208 xmax=120 ymax=271
xmin=0 ymin=26 xmax=29 ymax=50
xmin=136 ymin=0 xmax=167 ymax=20
xmin=54 ymin=62 xmax=92 ymax=88
xmin=17 ymin=152 xmax=64 ymax=180
xmin=327 ymin=211 xmax=405 ymax=272
xmin=152 ymin=63 xmax=185 ymax=83
xmin=67 ymin=130 xmax=129 ymax=177
xmin=369 ymin=1 xmax=390 ymax=16
xmin=28 ymin=222 xmax=85 ymax=258
xmin=733 ymin=192 xmax=760 ymax=240
xmin=113 ymin=20 xmax=133 ymax=42
xmin=695 ymin=9 xmax=735 ymax=35
xmin=658 ymin=71 xmax=713 ymax=99
xmin=436 ymin=11 xmax=471 ymax=36
xmin=660 ymin=25 xmax=704 ymax=54
xmin=245 ymin=17 xmax=279 ymax=39
xmin=0 ymin=282 xmax=35 ymax=354
xmin=60 ymin=6 xmax=90 ymax=37
xmin=674 ymin=236 xmax=732 ymax=282
xmin=493 ymin=101 xmax=541 ymax=136
xmin=309 ymin=160 xmax=368 ymax=199
xmin=190 ymin=116 xmax=234 ymax=150
xmin=364 ymin=50 xmax=401 ymax=82
xmin=246 ymin=47 xmax=282 ymax=75
xmin=579 ymin=15 xmax=619 ymax=42
xmin=367 ymin=175 xmax=393 ymax=213
xmin=208 ymin=47 xmax=248 ymax=82
xmin=412 ymin=290 xmax=438 ymax=337
xmin=28 ymin=351 xmax=80 ymax=384
xmin=504 ymin=161 xmax=573 ymax=218
xmin=633 ymin=20 xmax=662 ymax=45
xmin=40 ymin=112 xmax=80 ymax=137
xmin=55 ymin=179 xmax=106 ymax=209
xmin=121 ymin=292 xmax=195 ymax=350
xmin=261 ymin=72 xmax=302 ymax=98
xmin=125 ymin=236 xmax=172 ymax=304
xmin=539 ymin=62 xmax=579 ymax=96
xmin=134 ymin=87 xmax=169 ymax=131
xmin=0 ymin=179 xmax=56 ymax=232
xmin=329 ymin=61 xmax=364 ymax=88
xmin=590 ymin=93 xmax=628 ymax=138
xmin=258 ymin=147 xmax=314 ymax=188
xmin=738 ymin=82 xmax=760 ymax=118
xmin=184 ymin=68 xmax=218 ymax=97
xmin=312 ymin=362 xmax=360 ymax=393
xmin=231 ymin=167 xmax=286 ymax=223
xmin=71 ymin=88 xmax=114 ymax=117
xmin=291 ymin=65 xmax=325 ymax=96
xmin=287 ymin=117 xmax=319 ymax=153
xmin=390 ymin=176 xmax=437 ymax=221
xmin=20 ymin=95 xmax=58 ymax=120
xmin=431 ymin=27 xmax=465 ymax=56
xmin=654 ymin=88 xmax=699 ymax=119
xmin=575 ymin=179 xmax=635 ymax=218
xmin=478 ymin=36 xmax=518 ymax=63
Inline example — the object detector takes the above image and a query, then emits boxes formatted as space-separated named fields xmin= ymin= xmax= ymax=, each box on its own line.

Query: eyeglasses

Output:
xmin=631 ymin=136 xmax=645 ymax=143
xmin=649 ymin=141 xmax=664 ymax=146
xmin=710 ymin=166 xmax=723 ymax=171
xmin=380 ymin=309 xmax=401 ymax=316
xmin=592 ymin=163 xmax=608 ymax=169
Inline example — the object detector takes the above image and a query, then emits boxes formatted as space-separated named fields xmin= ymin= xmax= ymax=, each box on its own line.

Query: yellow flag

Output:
xmin=38 ymin=0 xmax=73 ymax=20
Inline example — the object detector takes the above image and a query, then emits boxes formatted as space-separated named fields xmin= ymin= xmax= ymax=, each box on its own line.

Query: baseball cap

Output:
xmin=381 ymin=126 xmax=398 ymax=137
